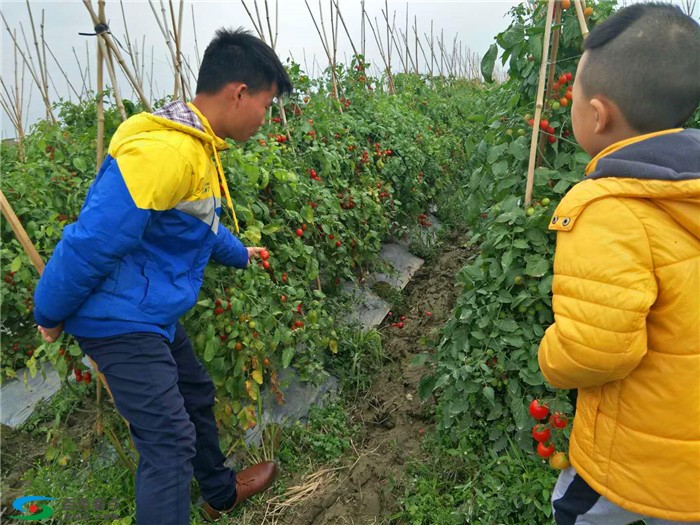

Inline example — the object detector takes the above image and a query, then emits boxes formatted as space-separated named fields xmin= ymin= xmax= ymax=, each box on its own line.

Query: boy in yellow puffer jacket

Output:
xmin=537 ymin=3 xmax=700 ymax=524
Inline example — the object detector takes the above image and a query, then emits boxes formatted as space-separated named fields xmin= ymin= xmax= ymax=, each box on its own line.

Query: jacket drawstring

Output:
xmin=212 ymin=142 xmax=240 ymax=234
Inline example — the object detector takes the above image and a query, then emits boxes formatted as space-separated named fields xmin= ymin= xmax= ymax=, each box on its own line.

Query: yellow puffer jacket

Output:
xmin=538 ymin=129 xmax=700 ymax=521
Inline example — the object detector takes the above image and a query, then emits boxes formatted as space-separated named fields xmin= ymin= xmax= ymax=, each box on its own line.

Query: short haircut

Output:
xmin=196 ymin=28 xmax=293 ymax=97
xmin=580 ymin=3 xmax=700 ymax=133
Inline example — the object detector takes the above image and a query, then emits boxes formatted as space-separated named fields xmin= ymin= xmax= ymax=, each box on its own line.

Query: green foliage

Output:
xmin=397 ymin=429 xmax=558 ymax=525
xmin=0 ymin=67 xmax=481 ymax=452
xmin=277 ymin=403 xmax=357 ymax=470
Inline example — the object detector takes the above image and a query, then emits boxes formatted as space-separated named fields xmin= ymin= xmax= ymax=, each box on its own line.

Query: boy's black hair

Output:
xmin=196 ymin=28 xmax=293 ymax=97
xmin=580 ymin=3 xmax=700 ymax=133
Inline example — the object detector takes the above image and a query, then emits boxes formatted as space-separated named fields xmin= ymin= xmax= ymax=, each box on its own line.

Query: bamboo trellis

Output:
xmin=525 ymin=0 xmax=589 ymax=207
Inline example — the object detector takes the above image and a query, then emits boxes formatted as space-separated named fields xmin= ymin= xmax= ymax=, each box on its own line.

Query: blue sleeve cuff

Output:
xmin=212 ymin=224 xmax=249 ymax=269
xmin=34 ymin=307 xmax=62 ymax=328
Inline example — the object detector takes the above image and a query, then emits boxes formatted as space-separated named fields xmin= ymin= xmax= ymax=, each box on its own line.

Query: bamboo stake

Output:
xmin=360 ymin=0 xmax=365 ymax=57
xmin=24 ymin=1 xmax=50 ymax=120
xmin=85 ymin=41 xmax=92 ymax=93
xmin=440 ymin=29 xmax=445 ymax=78
xmin=265 ymin=0 xmax=274 ymax=47
xmin=525 ymin=0 xmax=556 ymax=208
xmin=332 ymin=0 xmax=359 ymax=58
xmin=191 ymin=5 xmax=201 ymax=70
xmin=0 ymin=192 xmax=45 ymax=274
xmin=274 ymin=0 xmax=279 ymax=48
xmin=241 ymin=0 xmax=264 ymax=38
xmin=140 ymin=35 xmax=146 ymax=88
xmin=367 ymin=15 xmax=395 ymax=94
xmin=416 ymin=34 xmax=430 ymax=76
xmin=96 ymin=0 xmax=106 ymax=171
xmin=46 ymin=40 xmax=81 ymax=101
xmin=252 ymin=0 xmax=266 ymax=41
xmin=414 ymin=16 xmax=419 ymax=74
xmin=385 ymin=0 xmax=391 ymax=76
xmin=320 ymin=0 xmax=340 ymax=99
xmin=149 ymin=45 xmax=155 ymax=102
xmin=0 ymin=53 xmax=25 ymax=160
xmin=82 ymin=0 xmax=151 ymax=110
xmin=40 ymin=11 xmax=50 ymax=104
xmin=537 ymin=3 xmax=562 ymax=167
xmin=405 ymin=4 xmax=409 ymax=74
xmin=430 ymin=20 xmax=435 ymax=77
xmin=119 ymin=0 xmax=140 ymax=85
xmin=0 ymin=190 xmax=128 ymax=448
xmin=304 ymin=0 xmax=340 ymax=99
xmin=73 ymin=47 xmax=89 ymax=98
xmin=332 ymin=0 xmax=341 ymax=85
xmin=168 ymin=0 xmax=188 ymax=100
xmin=1 ymin=13 xmax=56 ymax=123
xmin=381 ymin=8 xmax=407 ymax=73
xmin=102 ymin=38 xmax=127 ymax=120
xmin=399 ymin=29 xmax=416 ymax=73
xmin=177 ymin=0 xmax=191 ymax=98
xmin=146 ymin=0 xmax=179 ymax=97
xmin=572 ymin=0 xmax=590 ymax=38
xmin=12 ymin=30 xmax=25 ymax=160
xmin=423 ymin=33 xmax=440 ymax=77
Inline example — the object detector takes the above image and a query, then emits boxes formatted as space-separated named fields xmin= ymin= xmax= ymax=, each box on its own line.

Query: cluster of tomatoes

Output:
xmin=529 ymin=399 xmax=571 ymax=470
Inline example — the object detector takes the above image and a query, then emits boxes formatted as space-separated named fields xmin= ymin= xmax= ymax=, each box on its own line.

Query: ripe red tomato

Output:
xmin=529 ymin=399 xmax=550 ymax=420
xmin=532 ymin=424 xmax=551 ymax=443
xmin=260 ymin=250 xmax=269 ymax=260
xmin=537 ymin=441 xmax=555 ymax=458
xmin=296 ymin=228 xmax=303 ymax=237
xmin=551 ymin=413 xmax=569 ymax=429
xmin=262 ymin=260 xmax=270 ymax=270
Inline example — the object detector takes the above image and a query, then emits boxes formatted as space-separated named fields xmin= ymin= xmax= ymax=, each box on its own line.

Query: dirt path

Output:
xmin=277 ymin=232 xmax=474 ymax=525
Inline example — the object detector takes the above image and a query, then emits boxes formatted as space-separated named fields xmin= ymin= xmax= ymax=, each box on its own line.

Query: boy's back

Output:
xmin=540 ymin=128 xmax=700 ymax=520
xmin=537 ymin=3 xmax=700 ymax=523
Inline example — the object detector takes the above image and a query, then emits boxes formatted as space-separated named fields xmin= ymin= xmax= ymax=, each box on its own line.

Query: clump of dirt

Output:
xmin=277 ymin=232 xmax=475 ymax=524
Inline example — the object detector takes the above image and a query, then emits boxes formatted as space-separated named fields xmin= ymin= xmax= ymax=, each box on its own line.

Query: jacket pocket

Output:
xmin=138 ymin=262 xmax=191 ymax=321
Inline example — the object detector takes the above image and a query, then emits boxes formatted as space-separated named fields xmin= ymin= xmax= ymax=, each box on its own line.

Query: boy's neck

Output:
xmin=590 ymin=124 xmax=641 ymax=158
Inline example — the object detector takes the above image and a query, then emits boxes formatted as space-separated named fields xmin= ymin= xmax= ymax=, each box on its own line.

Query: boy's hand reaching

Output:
xmin=246 ymin=247 xmax=267 ymax=263
xmin=38 ymin=323 xmax=64 ymax=343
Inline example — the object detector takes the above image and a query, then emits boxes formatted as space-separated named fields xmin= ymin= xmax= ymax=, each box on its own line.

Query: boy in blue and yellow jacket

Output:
xmin=538 ymin=4 xmax=700 ymax=524
xmin=34 ymin=29 xmax=292 ymax=524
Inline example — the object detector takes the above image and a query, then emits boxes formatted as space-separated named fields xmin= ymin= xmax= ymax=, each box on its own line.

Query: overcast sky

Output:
xmin=1 ymin=1 xmax=697 ymax=138
xmin=1 ymin=0 xmax=523 ymax=137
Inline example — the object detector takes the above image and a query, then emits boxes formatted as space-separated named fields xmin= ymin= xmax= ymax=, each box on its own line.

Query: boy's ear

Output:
xmin=228 ymin=83 xmax=248 ymax=105
xmin=590 ymin=96 xmax=613 ymax=134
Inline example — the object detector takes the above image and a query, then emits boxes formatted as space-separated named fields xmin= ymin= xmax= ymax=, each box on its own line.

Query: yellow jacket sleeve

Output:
xmin=538 ymin=197 xmax=658 ymax=389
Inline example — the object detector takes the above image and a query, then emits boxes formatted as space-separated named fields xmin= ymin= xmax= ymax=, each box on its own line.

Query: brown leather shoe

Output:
xmin=201 ymin=461 xmax=278 ymax=521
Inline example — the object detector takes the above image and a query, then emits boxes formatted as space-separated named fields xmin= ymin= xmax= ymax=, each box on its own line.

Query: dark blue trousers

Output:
xmin=77 ymin=323 xmax=237 ymax=525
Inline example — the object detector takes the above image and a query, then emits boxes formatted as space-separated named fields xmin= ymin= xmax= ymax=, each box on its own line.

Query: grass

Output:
xmin=394 ymin=429 xmax=559 ymax=525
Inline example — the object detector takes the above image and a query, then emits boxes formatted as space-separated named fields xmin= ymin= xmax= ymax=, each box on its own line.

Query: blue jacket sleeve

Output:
xmin=210 ymin=223 xmax=249 ymax=269
xmin=33 ymin=156 xmax=151 ymax=327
